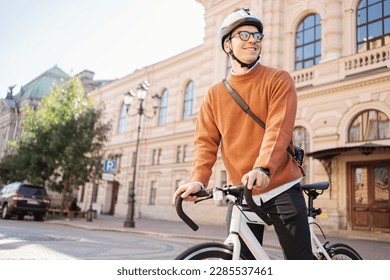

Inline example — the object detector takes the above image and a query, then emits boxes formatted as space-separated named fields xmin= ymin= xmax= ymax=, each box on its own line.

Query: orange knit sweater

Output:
xmin=190 ymin=63 xmax=303 ymax=195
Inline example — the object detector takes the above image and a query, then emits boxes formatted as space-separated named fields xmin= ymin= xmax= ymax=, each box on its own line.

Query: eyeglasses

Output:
xmin=230 ymin=31 xmax=264 ymax=42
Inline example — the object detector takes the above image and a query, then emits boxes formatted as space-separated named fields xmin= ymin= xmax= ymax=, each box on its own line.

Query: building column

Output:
xmin=323 ymin=0 xmax=343 ymax=61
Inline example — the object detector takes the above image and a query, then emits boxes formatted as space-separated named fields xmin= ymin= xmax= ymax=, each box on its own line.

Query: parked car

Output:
xmin=0 ymin=182 xmax=50 ymax=221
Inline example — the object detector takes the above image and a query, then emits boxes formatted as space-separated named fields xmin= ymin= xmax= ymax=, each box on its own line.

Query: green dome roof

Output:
xmin=15 ymin=66 xmax=69 ymax=102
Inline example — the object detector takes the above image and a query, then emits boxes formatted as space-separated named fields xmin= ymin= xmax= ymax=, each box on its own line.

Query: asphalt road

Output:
xmin=0 ymin=218 xmax=198 ymax=260
xmin=0 ymin=217 xmax=389 ymax=260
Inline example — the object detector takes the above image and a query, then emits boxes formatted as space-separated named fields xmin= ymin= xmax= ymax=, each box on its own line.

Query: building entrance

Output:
xmin=350 ymin=161 xmax=390 ymax=232
xmin=109 ymin=181 xmax=119 ymax=215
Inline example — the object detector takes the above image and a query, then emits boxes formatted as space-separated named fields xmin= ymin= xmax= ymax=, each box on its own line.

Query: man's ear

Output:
xmin=223 ymin=40 xmax=231 ymax=53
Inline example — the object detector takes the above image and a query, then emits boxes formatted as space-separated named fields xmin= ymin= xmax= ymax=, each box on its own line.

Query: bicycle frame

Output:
xmin=309 ymin=216 xmax=331 ymax=259
xmin=224 ymin=196 xmax=332 ymax=260
xmin=176 ymin=182 xmax=362 ymax=260
xmin=224 ymin=198 xmax=269 ymax=260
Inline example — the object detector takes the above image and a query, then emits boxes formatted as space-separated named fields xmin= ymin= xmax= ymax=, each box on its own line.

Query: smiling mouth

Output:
xmin=243 ymin=44 xmax=259 ymax=51
xmin=244 ymin=47 xmax=258 ymax=51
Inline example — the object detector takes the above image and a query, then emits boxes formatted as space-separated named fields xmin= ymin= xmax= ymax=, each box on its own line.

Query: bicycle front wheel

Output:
xmin=176 ymin=242 xmax=244 ymax=260
xmin=328 ymin=243 xmax=363 ymax=260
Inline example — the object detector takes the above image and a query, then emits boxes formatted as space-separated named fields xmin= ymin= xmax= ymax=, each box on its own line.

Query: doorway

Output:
xmin=350 ymin=161 xmax=390 ymax=232
xmin=109 ymin=181 xmax=119 ymax=215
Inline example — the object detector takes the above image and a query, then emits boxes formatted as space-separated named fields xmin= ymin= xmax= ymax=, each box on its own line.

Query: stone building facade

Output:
xmin=82 ymin=0 xmax=389 ymax=232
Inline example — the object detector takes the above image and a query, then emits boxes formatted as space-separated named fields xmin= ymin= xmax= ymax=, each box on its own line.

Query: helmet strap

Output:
xmin=228 ymin=51 xmax=260 ymax=69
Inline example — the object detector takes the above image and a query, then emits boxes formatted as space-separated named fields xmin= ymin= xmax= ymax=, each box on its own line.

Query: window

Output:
xmin=159 ymin=89 xmax=168 ymax=125
xmin=293 ymin=126 xmax=310 ymax=152
xmin=183 ymin=144 xmax=189 ymax=162
xmin=293 ymin=126 xmax=310 ymax=184
xmin=176 ymin=144 xmax=189 ymax=163
xmin=348 ymin=110 xmax=390 ymax=142
xmin=176 ymin=145 xmax=182 ymax=163
xmin=149 ymin=181 xmax=157 ymax=205
xmin=183 ymin=80 xmax=194 ymax=120
xmin=295 ymin=14 xmax=321 ymax=70
xmin=357 ymin=0 xmax=390 ymax=52
xmin=118 ymin=104 xmax=127 ymax=134
xmin=152 ymin=148 xmax=162 ymax=165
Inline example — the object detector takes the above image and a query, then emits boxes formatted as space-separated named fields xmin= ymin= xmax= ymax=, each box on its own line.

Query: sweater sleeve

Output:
xmin=254 ymin=70 xmax=297 ymax=174
xmin=190 ymin=91 xmax=221 ymax=186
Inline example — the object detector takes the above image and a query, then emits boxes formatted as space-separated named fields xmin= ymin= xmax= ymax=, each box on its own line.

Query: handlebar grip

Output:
xmin=175 ymin=189 xmax=210 ymax=231
xmin=244 ymin=188 xmax=273 ymax=226
xmin=175 ymin=195 xmax=199 ymax=231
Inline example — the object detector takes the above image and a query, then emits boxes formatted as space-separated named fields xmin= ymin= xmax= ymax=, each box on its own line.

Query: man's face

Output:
xmin=225 ymin=25 xmax=262 ymax=64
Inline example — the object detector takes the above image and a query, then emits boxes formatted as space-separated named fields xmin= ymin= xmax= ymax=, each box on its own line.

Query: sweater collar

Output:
xmin=230 ymin=61 xmax=259 ymax=76
xmin=228 ymin=62 xmax=262 ymax=82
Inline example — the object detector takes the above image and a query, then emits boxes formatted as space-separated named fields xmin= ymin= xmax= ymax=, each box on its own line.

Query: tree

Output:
xmin=0 ymin=77 xmax=111 ymax=211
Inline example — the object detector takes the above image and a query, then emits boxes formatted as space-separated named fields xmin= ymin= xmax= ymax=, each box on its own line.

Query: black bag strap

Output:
xmin=223 ymin=79 xmax=297 ymax=161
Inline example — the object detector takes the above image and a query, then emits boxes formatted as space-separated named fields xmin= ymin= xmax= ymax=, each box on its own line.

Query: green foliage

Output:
xmin=0 ymin=154 xmax=26 ymax=183
xmin=0 ymin=77 xmax=111 ymax=209
xmin=22 ymin=77 xmax=88 ymax=141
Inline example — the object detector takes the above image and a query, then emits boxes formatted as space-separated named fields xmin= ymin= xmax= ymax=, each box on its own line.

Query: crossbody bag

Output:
xmin=223 ymin=79 xmax=305 ymax=167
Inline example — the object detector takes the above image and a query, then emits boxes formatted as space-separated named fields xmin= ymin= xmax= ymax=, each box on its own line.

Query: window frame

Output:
xmin=182 ymin=80 xmax=194 ymax=120
xmin=118 ymin=104 xmax=127 ymax=134
xmin=295 ymin=13 xmax=322 ymax=70
xmin=293 ymin=126 xmax=310 ymax=184
xmin=356 ymin=0 xmax=390 ymax=52
xmin=348 ymin=109 xmax=390 ymax=142
xmin=158 ymin=89 xmax=168 ymax=126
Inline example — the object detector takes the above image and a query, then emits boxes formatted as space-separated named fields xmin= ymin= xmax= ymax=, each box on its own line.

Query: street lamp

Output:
xmin=123 ymin=80 xmax=160 ymax=228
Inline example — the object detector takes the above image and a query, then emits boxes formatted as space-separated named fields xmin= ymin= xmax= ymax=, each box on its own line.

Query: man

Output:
xmin=172 ymin=8 xmax=312 ymax=259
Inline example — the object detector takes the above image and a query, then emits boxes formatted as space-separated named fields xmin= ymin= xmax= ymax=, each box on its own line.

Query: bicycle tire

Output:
xmin=327 ymin=243 xmax=363 ymax=260
xmin=175 ymin=242 xmax=245 ymax=260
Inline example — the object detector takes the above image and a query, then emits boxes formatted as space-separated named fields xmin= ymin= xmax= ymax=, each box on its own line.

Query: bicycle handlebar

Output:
xmin=175 ymin=185 xmax=273 ymax=231
xmin=175 ymin=189 xmax=210 ymax=231
xmin=243 ymin=187 xmax=273 ymax=226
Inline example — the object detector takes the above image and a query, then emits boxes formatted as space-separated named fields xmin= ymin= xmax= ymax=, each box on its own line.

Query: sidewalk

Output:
xmin=45 ymin=214 xmax=390 ymax=244
xmin=45 ymin=214 xmax=228 ymax=241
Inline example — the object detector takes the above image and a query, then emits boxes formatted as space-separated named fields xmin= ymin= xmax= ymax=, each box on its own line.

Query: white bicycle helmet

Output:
xmin=219 ymin=8 xmax=264 ymax=68
xmin=219 ymin=8 xmax=263 ymax=50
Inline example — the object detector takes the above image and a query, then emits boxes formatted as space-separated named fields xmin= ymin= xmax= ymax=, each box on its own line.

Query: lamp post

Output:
xmin=123 ymin=81 xmax=160 ymax=228
xmin=86 ymin=149 xmax=99 ymax=222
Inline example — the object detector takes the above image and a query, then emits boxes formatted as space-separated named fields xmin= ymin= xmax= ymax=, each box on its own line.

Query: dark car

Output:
xmin=0 ymin=182 xmax=50 ymax=221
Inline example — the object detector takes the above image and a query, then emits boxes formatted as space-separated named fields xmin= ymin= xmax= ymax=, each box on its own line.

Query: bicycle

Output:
xmin=175 ymin=182 xmax=363 ymax=260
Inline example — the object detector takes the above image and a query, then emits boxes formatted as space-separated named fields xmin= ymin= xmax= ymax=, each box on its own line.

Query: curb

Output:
xmin=45 ymin=220 xmax=226 ymax=242
xmin=44 ymin=220 xmax=284 ymax=251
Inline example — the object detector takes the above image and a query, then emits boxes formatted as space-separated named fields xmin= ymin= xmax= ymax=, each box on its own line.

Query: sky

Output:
xmin=0 ymin=0 xmax=205 ymax=98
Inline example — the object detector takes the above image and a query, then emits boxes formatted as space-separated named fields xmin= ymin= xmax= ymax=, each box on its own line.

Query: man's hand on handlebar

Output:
xmin=241 ymin=169 xmax=270 ymax=190
xmin=172 ymin=182 xmax=203 ymax=205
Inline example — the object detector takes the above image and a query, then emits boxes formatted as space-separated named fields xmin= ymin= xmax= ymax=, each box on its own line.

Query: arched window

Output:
xmin=158 ymin=89 xmax=168 ymax=126
xmin=295 ymin=14 xmax=321 ymax=70
xmin=348 ymin=110 xmax=390 ymax=142
xmin=118 ymin=104 xmax=127 ymax=134
xmin=294 ymin=126 xmax=310 ymax=184
xmin=183 ymin=80 xmax=194 ymax=120
xmin=357 ymin=0 xmax=390 ymax=52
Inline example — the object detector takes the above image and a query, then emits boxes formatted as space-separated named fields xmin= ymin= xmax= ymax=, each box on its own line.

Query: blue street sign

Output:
xmin=103 ymin=159 xmax=116 ymax=173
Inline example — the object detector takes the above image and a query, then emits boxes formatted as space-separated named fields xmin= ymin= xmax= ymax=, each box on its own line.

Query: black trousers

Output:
xmin=226 ymin=183 xmax=313 ymax=260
